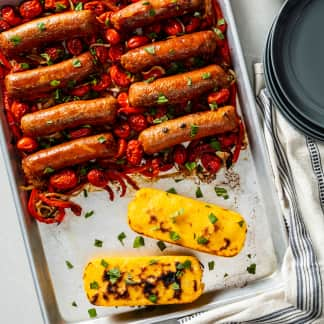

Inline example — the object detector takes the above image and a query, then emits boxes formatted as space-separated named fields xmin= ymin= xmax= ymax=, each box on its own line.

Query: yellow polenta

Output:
xmin=83 ymin=256 xmax=203 ymax=306
xmin=128 ymin=188 xmax=247 ymax=256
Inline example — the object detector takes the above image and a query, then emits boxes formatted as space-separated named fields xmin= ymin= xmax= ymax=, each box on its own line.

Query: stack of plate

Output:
xmin=264 ymin=0 xmax=324 ymax=140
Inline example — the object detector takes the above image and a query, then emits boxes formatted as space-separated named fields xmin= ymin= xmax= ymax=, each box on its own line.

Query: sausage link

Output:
xmin=22 ymin=133 xmax=116 ymax=183
xmin=128 ymin=65 xmax=232 ymax=107
xmin=0 ymin=11 xmax=98 ymax=57
xmin=138 ymin=106 xmax=238 ymax=154
xmin=5 ymin=52 xmax=96 ymax=98
xmin=21 ymin=97 xmax=118 ymax=137
xmin=121 ymin=31 xmax=216 ymax=73
xmin=111 ymin=0 xmax=201 ymax=30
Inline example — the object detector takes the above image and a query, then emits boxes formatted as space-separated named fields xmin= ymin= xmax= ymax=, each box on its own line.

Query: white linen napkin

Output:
xmin=178 ymin=63 xmax=324 ymax=323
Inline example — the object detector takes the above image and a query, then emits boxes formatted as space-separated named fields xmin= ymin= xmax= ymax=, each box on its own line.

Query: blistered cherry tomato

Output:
xmin=126 ymin=140 xmax=143 ymax=166
xmin=117 ymin=92 xmax=128 ymax=107
xmin=84 ymin=1 xmax=106 ymax=15
xmin=44 ymin=45 xmax=64 ymax=62
xmin=127 ymin=35 xmax=149 ymax=49
xmin=110 ymin=65 xmax=131 ymax=87
xmin=11 ymin=100 xmax=29 ymax=122
xmin=87 ymin=169 xmax=107 ymax=187
xmin=19 ymin=0 xmax=42 ymax=19
xmin=66 ymin=38 xmax=83 ymax=56
xmin=94 ymin=46 xmax=109 ymax=64
xmin=17 ymin=136 xmax=38 ymax=152
xmin=70 ymin=84 xmax=90 ymax=97
xmin=108 ymin=44 xmax=123 ymax=62
xmin=92 ymin=73 xmax=111 ymax=92
xmin=0 ymin=19 xmax=11 ymax=31
xmin=1 ymin=6 xmax=21 ymax=26
xmin=105 ymin=28 xmax=120 ymax=45
xmin=207 ymin=88 xmax=230 ymax=105
xmin=128 ymin=114 xmax=148 ymax=132
xmin=173 ymin=144 xmax=187 ymax=165
xmin=50 ymin=169 xmax=78 ymax=191
xmin=201 ymin=153 xmax=222 ymax=174
xmin=69 ymin=128 xmax=92 ymax=139
xmin=164 ymin=19 xmax=183 ymax=35
xmin=185 ymin=17 xmax=200 ymax=33
xmin=113 ymin=122 xmax=131 ymax=139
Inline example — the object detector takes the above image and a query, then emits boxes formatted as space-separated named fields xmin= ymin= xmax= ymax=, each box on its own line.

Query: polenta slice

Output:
xmin=128 ymin=188 xmax=247 ymax=256
xmin=83 ymin=256 xmax=203 ymax=306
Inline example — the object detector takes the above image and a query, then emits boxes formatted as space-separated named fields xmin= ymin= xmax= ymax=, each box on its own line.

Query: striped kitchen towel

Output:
xmin=179 ymin=63 xmax=324 ymax=323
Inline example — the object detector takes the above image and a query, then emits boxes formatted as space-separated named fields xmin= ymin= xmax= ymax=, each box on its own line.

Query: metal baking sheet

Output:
xmin=0 ymin=1 xmax=288 ymax=323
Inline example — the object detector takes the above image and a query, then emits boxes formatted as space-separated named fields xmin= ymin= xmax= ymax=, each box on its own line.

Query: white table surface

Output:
xmin=0 ymin=1 xmax=284 ymax=323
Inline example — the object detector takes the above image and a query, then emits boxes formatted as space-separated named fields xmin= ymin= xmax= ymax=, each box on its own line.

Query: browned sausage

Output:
xmin=121 ymin=31 xmax=217 ymax=73
xmin=22 ymin=133 xmax=116 ymax=182
xmin=128 ymin=65 xmax=232 ymax=107
xmin=111 ymin=0 xmax=201 ymax=30
xmin=138 ymin=106 xmax=238 ymax=154
xmin=5 ymin=52 xmax=96 ymax=99
xmin=21 ymin=97 xmax=118 ymax=137
xmin=0 ymin=11 xmax=98 ymax=57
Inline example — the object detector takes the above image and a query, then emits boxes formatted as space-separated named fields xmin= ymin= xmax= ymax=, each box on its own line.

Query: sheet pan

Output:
xmin=0 ymin=1 xmax=288 ymax=323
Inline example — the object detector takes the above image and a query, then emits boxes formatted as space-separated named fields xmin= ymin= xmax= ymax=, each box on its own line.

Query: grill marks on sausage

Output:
xmin=121 ymin=31 xmax=217 ymax=73
xmin=128 ymin=65 xmax=232 ymax=108
xmin=5 ymin=52 xmax=96 ymax=99
xmin=138 ymin=107 xmax=238 ymax=154
xmin=111 ymin=0 xmax=202 ymax=31
xmin=21 ymin=97 xmax=118 ymax=137
xmin=0 ymin=10 xmax=98 ymax=57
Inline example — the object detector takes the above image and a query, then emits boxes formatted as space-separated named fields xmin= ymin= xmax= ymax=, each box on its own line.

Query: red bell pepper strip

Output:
xmin=28 ymin=189 xmax=65 ymax=224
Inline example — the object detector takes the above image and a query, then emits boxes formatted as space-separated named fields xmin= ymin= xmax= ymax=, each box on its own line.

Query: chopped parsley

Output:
xmin=88 ymin=308 xmax=97 ymax=318
xmin=40 ymin=53 xmax=53 ymax=65
xmin=238 ymin=220 xmax=245 ymax=227
xmin=195 ymin=187 xmax=203 ymax=198
xmin=224 ymin=273 xmax=228 ymax=277
xmin=94 ymin=239 xmax=103 ymax=247
xmin=217 ymin=18 xmax=226 ymax=26
xmin=144 ymin=76 xmax=155 ymax=83
xmin=153 ymin=115 xmax=168 ymax=124
xmin=247 ymin=254 xmax=251 ymax=259
xmin=185 ymin=161 xmax=196 ymax=172
xmin=208 ymin=261 xmax=215 ymax=270
xmin=9 ymin=36 xmax=21 ymax=46
xmin=210 ymin=139 xmax=221 ymax=150
xmin=144 ymin=46 xmax=155 ymax=55
xmin=174 ymin=178 xmax=184 ymax=183
xmin=149 ymin=8 xmax=155 ymax=16
xmin=50 ymin=80 xmax=60 ymax=87
xmin=186 ymin=77 xmax=192 ymax=86
xmin=166 ymin=187 xmax=177 ymax=194
xmin=83 ymin=189 xmax=88 ymax=198
xmin=90 ymin=281 xmax=99 ymax=289
xmin=170 ymin=207 xmax=184 ymax=223
xmin=171 ymin=282 xmax=180 ymax=290
xmin=156 ymin=94 xmax=169 ymax=104
xmin=197 ymin=236 xmax=209 ymax=245
xmin=72 ymin=59 xmax=82 ymax=68
xmin=108 ymin=268 xmax=121 ymax=284
xmin=247 ymin=263 xmax=256 ymax=274
xmin=118 ymin=232 xmax=126 ymax=245
xmin=169 ymin=231 xmax=180 ymax=241
xmin=43 ymin=166 xmax=55 ymax=174
xmin=55 ymin=3 xmax=66 ymax=11
xmin=209 ymin=103 xmax=218 ymax=110
xmin=142 ymin=1 xmax=150 ymax=4
xmin=190 ymin=124 xmax=199 ymax=137
xmin=85 ymin=210 xmax=94 ymax=218
xmin=149 ymin=259 xmax=158 ymax=265
xmin=37 ymin=22 xmax=46 ymax=32
xmin=202 ymin=72 xmax=211 ymax=80
xmin=148 ymin=294 xmax=157 ymax=303
xmin=72 ymin=301 xmax=77 ymax=307
xmin=214 ymin=186 xmax=229 ymax=199
xmin=97 ymin=136 xmax=106 ymax=143
xmin=213 ymin=27 xmax=225 ymax=40
xmin=20 ymin=63 xmax=29 ymax=69
xmin=157 ymin=240 xmax=166 ymax=251
xmin=74 ymin=2 xmax=83 ymax=10
xmin=133 ymin=236 xmax=144 ymax=248
xmin=208 ymin=212 xmax=218 ymax=224
xmin=65 ymin=260 xmax=74 ymax=269
xmin=176 ymin=259 xmax=192 ymax=276
xmin=101 ymin=259 xmax=109 ymax=268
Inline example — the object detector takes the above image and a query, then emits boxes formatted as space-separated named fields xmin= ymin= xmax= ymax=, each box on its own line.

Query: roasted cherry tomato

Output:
xmin=105 ymin=28 xmax=121 ymax=45
xmin=66 ymin=38 xmax=83 ymax=56
xmin=127 ymin=35 xmax=149 ymax=49
xmin=91 ymin=73 xmax=111 ymax=92
xmin=201 ymin=153 xmax=222 ymax=174
xmin=1 ymin=6 xmax=21 ymax=26
xmin=68 ymin=127 xmax=92 ymax=139
xmin=110 ymin=65 xmax=131 ymax=87
xmin=128 ymin=114 xmax=148 ymax=132
xmin=70 ymin=84 xmax=90 ymax=97
xmin=19 ymin=0 xmax=43 ymax=19
xmin=11 ymin=100 xmax=29 ymax=122
xmin=113 ymin=122 xmax=131 ymax=139
xmin=17 ymin=136 xmax=38 ymax=152
xmin=207 ymin=88 xmax=230 ymax=105
xmin=49 ymin=169 xmax=78 ymax=191
xmin=108 ymin=44 xmax=123 ymax=62
xmin=173 ymin=144 xmax=187 ymax=165
xmin=87 ymin=169 xmax=107 ymax=187
xmin=126 ymin=140 xmax=143 ymax=166
xmin=164 ymin=18 xmax=183 ymax=36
